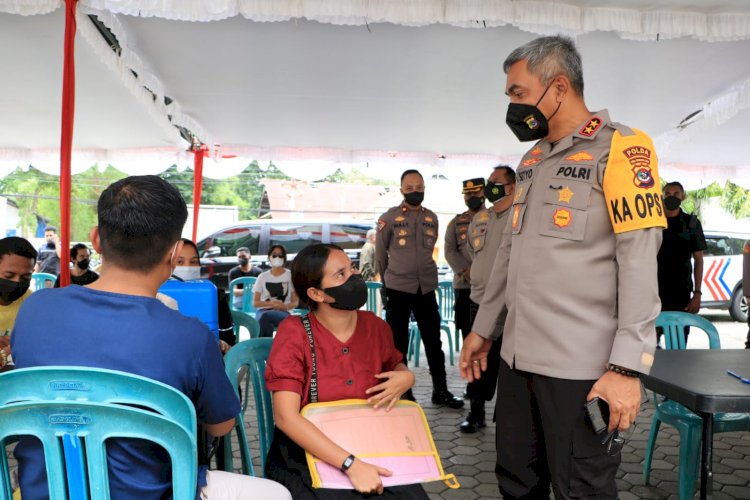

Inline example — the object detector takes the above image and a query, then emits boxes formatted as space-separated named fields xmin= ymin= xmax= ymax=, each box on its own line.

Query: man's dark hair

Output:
xmin=44 ymin=226 xmax=57 ymax=233
xmin=236 ymin=247 xmax=250 ymax=254
xmin=97 ymin=175 xmax=188 ymax=271
xmin=0 ymin=237 xmax=38 ymax=262
xmin=494 ymin=164 xmax=516 ymax=184
xmin=69 ymin=243 xmax=88 ymax=260
xmin=400 ymin=169 xmax=423 ymax=183
xmin=291 ymin=243 xmax=343 ymax=311
xmin=664 ymin=181 xmax=685 ymax=193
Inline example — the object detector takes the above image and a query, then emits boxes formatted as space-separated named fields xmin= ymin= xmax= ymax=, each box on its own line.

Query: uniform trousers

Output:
xmin=385 ymin=287 xmax=447 ymax=391
xmin=465 ymin=300 xmax=501 ymax=403
xmin=453 ymin=287 xmax=473 ymax=339
xmin=496 ymin=361 xmax=619 ymax=500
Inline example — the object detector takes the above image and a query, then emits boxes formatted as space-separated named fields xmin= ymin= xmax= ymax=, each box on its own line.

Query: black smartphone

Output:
xmin=584 ymin=397 xmax=609 ymax=434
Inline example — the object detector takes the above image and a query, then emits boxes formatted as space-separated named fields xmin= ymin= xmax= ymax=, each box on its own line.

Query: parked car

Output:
xmin=196 ymin=219 xmax=375 ymax=288
xmin=700 ymin=231 xmax=749 ymax=322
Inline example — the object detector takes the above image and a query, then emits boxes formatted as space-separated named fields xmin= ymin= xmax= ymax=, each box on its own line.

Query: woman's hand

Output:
xmin=345 ymin=458 xmax=392 ymax=495
xmin=365 ymin=370 xmax=415 ymax=410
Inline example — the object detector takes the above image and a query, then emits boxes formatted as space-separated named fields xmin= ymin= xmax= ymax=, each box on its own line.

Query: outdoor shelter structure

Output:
xmin=1 ymin=0 xmax=750 ymax=279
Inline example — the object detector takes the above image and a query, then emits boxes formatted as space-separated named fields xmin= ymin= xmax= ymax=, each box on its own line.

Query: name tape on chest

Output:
xmin=603 ymin=129 xmax=667 ymax=234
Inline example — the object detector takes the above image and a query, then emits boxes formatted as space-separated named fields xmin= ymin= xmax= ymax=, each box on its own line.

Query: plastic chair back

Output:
xmin=222 ymin=338 xmax=274 ymax=476
xmin=231 ymin=309 xmax=261 ymax=342
xmin=229 ymin=277 xmax=257 ymax=314
xmin=31 ymin=273 xmax=56 ymax=291
xmin=436 ymin=280 xmax=455 ymax=323
xmin=365 ymin=281 xmax=382 ymax=315
xmin=0 ymin=367 xmax=197 ymax=500
xmin=655 ymin=311 xmax=720 ymax=350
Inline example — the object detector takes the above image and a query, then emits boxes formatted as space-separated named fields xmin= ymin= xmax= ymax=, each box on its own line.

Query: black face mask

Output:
xmin=46 ymin=241 xmax=55 ymax=249
xmin=664 ymin=196 xmax=682 ymax=211
xmin=403 ymin=191 xmax=424 ymax=207
xmin=238 ymin=257 xmax=250 ymax=266
xmin=484 ymin=181 xmax=507 ymax=203
xmin=466 ymin=196 xmax=485 ymax=211
xmin=0 ymin=278 xmax=30 ymax=304
xmin=505 ymin=84 xmax=561 ymax=142
xmin=323 ymin=274 xmax=368 ymax=311
xmin=76 ymin=259 xmax=90 ymax=270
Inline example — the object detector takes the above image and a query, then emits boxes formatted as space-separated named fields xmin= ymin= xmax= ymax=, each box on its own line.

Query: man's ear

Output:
xmin=553 ymin=75 xmax=570 ymax=102
xmin=90 ymin=227 xmax=102 ymax=253
xmin=167 ymin=240 xmax=185 ymax=265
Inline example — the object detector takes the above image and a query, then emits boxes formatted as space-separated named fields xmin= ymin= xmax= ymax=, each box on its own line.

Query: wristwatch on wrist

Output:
xmin=340 ymin=454 xmax=355 ymax=473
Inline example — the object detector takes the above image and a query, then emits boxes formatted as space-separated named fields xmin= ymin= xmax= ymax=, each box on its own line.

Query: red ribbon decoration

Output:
xmin=192 ymin=148 xmax=205 ymax=243
xmin=59 ymin=0 xmax=78 ymax=287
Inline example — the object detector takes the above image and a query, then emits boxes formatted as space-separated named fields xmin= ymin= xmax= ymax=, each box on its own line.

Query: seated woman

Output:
xmin=264 ymin=244 xmax=428 ymax=499
xmin=253 ymin=245 xmax=298 ymax=337
xmin=170 ymin=238 xmax=234 ymax=351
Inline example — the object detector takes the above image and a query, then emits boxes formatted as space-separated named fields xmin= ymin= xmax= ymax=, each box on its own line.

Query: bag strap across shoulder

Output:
xmin=301 ymin=314 xmax=318 ymax=404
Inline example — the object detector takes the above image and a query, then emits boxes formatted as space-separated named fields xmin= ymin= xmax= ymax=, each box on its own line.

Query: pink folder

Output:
xmin=301 ymin=399 xmax=459 ymax=490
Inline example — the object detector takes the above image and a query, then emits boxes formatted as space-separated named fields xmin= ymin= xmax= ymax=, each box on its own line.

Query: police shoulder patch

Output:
xmin=603 ymin=128 xmax=667 ymax=234
xmin=377 ymin=219 xmax=386 ymax=232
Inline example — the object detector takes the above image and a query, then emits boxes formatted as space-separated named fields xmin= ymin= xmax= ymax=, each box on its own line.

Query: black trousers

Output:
xmin=454 ymin=287 xmax=473 ymax=339
xmin=385 ymin=288 xmax=447 ymax=392
xmin=496 ymin=361 xmax=619 ymax=499
xmin=465 ymin=300 xmax=501 ymax=403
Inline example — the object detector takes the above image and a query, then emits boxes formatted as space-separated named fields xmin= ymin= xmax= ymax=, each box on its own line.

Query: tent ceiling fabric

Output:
xmin=0 ymin=0 xmax=749 ymax=181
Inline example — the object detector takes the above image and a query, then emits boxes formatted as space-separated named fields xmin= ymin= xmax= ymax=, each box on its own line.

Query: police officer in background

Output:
xmin=460 ymin=36 xmax=665 ymax=498
xmin=460 ymin=165 xmax=515 ymax=433
xmin=376 ymin=169 xmax=463 ymax=408
xmin=444 ymin=178 xmax=486 ymax=356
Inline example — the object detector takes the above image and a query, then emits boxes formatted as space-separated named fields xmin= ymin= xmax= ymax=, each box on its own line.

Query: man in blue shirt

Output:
xmin=12 ymin=175 xmax=290 ymax=499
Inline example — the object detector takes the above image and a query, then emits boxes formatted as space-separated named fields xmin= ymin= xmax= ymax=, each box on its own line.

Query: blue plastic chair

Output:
xmin=222 ymin=338 xmax=274 ymax=477
xmin=0 ymin=367 xmax=197 ymax=500
xmin=643 ymin=312 xmax=750 ymax=500
xmin=229 ymin=277 xmax=257 ymax=314
xmin=407 ymin=321 xmax=422 ymax=367
xmin=231 ymin=309 xmax=261 ymax=343
xmin=435 ymin=281 xmax=456 ymax=361
xmin=31 ymin=272 xmax=56 ymax=291
xmin=365 ymin=281 xmax=383 ymax=316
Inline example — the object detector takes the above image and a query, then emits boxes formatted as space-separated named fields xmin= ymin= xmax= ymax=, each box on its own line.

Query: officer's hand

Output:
xmin=459 ymin=332 xmax=491 ymax=382
xmin=587 ymin=371 xmax=642 ymax=433
xmin=685 ymin=294 xmax=701 ymax=314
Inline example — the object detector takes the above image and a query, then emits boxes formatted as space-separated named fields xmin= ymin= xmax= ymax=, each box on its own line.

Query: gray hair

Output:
xmin=503 ymin=36 xmax=584 ymax=96
xmin=366 ymin=229 xmax=377 ymax=241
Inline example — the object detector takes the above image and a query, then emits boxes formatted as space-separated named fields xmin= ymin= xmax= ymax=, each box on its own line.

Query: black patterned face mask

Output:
xmin=505 ymin=83 xmax=560 ymax=142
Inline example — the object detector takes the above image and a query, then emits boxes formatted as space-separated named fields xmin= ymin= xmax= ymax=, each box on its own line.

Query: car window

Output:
xmin=704 ymin=237 xmax=733 ymax=257
xmin=330 ymin=224 xmax=372 ymax=250
xmin=199 ymin=225 xmax=262 ymax=257
xmin=727 ymin=238 xmax=746 ymax=256
xmin=269 ymin=223 xmax=323 ymax=254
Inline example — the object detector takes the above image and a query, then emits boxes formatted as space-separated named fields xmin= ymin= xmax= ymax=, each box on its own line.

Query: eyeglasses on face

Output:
xmin=270 ymin=254 xmax=284 ymax=258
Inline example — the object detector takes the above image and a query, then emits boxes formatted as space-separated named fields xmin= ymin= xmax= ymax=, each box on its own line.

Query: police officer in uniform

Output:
xmin=459 ymin=165 xmax=516 ymax=433
xmin=376 ymin=169 xmax=463 ymax=408
xmin=444 ymin=178 xmax=485 ymax=355
xmin=460 ymin=36 xmax=666 ymax=498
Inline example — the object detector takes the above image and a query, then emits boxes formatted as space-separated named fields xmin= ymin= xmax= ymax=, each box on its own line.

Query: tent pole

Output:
xmin=192 ymin=147 xmax=205 ymax=243
xmin=59 ymin=0 xmax=78 ymax=287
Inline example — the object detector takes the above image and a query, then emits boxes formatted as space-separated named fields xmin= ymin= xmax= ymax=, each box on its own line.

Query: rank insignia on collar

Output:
xmin=565 ymin=151 xmax=594 ymax=162
xmin=531 ymin=147 xmax=542 ymax=156
xmin=522 ymin=157 xmax=541 ymax=167
xmin=558 ymin=186 xmax=574 ymax=203
xmin=552 ymin=208 xmax=572 ymax=228
xmin=579 ymin=117 xmax=602 ymax=137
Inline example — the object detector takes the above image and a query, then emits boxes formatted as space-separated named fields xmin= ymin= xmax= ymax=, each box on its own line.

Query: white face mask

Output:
xmin=173 ymin=266 xmax=201 ymax=281
xmin=270 ymin=257 xmax=285 ymax=268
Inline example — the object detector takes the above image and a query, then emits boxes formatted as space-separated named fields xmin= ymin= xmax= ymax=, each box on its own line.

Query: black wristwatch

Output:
xmin=340 ymin=454 xmax=355 ymax=473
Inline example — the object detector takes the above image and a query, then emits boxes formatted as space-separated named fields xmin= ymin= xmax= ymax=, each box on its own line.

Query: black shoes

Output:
xmin=432 ymin=390 xmax=465 ymax=409
xmin=459 ymin=411 xmax=486 ymax=433
xmin=460 ymin=400 xmax=486 ymax=433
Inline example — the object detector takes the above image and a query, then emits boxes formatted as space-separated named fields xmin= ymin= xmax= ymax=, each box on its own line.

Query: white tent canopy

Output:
xmin=1 ymin=0 xmax=750 ymax=184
